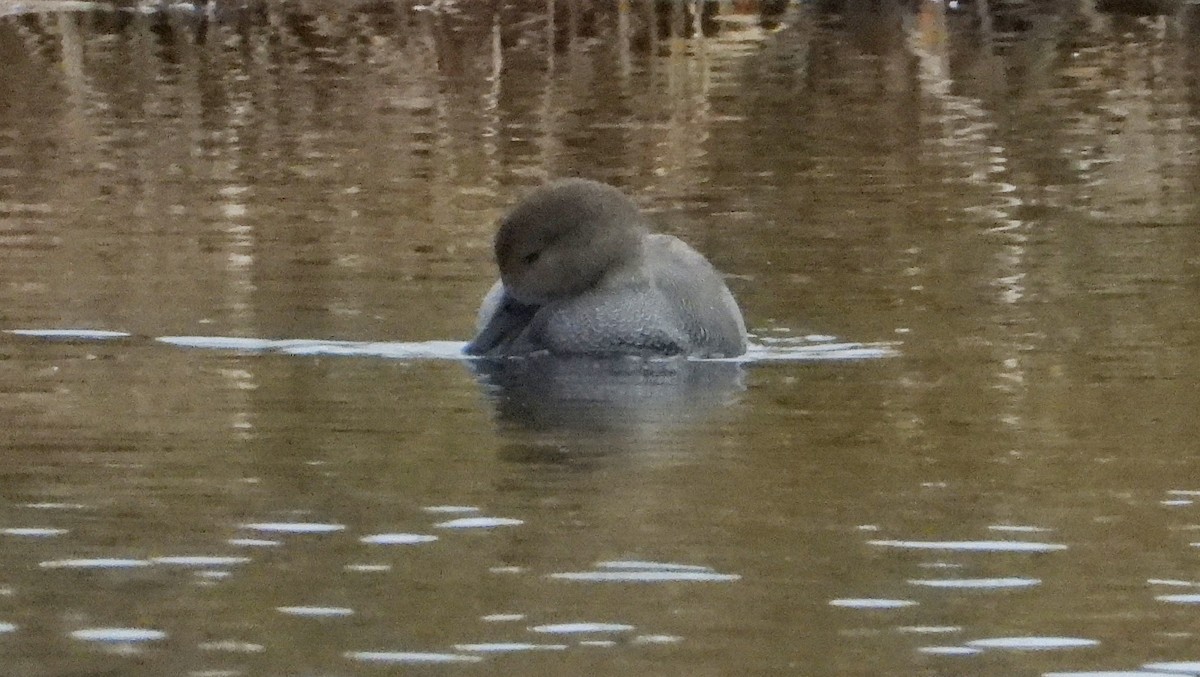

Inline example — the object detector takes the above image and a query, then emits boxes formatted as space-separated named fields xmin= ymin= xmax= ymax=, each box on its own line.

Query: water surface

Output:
xmin=4 ymin=1 xmax=1200 ymax=675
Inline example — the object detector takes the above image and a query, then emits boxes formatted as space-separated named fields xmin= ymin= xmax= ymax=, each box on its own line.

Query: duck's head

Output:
xmin=494 ymin=179 xmax=647 ymax=306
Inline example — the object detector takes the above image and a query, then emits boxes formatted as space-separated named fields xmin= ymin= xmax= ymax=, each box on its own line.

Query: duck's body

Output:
xmin=465 ymin=179 xmax=747 ymax=359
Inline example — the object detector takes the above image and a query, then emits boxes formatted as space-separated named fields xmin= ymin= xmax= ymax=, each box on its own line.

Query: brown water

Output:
xmin=3 ymin=1 xmax=1200 ymax=675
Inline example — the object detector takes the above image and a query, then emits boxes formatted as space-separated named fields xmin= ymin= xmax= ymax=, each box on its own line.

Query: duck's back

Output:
xmin=643 ymin=234 xmax=747 ymax=358
xmin=530 ymin=234 xmax=745 ymax=358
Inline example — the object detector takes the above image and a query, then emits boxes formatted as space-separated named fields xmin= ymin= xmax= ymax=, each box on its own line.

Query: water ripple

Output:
xmin=869 ymin=539 xmax=1068 ymax=553
xmin=435 ymin=517 xmax=523 ymax=529
xmin=1045 ymin=672 xmax=1172 ymax=677
xmin=529 ymin=622 xmax=636 ymax=634
xmin=454 ymin=643 xmax=568 ymax=653
xmin=276 ymin=606 xmax=354 ymax=617
xmin=359 ymin=533 xmax=438 ymax=545
xmin=1141 ymin=662 xmax=1200 ymax=674
xmin=6 ymin=329 xmax=130 ymax=340
xmin=345 ymin=651 xmax=483 ymax=664
xmin=918 ymin=646 xmax=980 ymax=655
xmin=9 ymin=329 xmax=897 ymax=363
xmin=829 ymin=598 xmax=918 ymax=609
xmin=41 ymin=558 xmax=149 ymax=569
xmin=550 ymin=570 xmax=740 ymax=583
xmin=907 ymin=577 xmax=1040 ymax=589
xmin=1 ymin=527 xmax=67 ymax=537
xmin=1155 ymin=594 xmax=1200 ymax=604
xmin=966 ymin=636 xmax=1098 ymax=650
xmin=70 ymin=628 xmax=167 ymax=642
xmin=240 ymin=522 xmax=345 ymax=534
xmin=151 ymin=556 xmax=251 ymax=567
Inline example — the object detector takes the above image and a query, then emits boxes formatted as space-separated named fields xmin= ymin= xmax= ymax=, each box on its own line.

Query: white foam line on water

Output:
xmin=1046 ymin=672 xmax=1191 ymax=677
xmin=829 ymin=598 xmax=918 ymax=609
xmin=454 ymin=642 xmax=569 ymax=653
xmin=966 ymin=636 xmax=1098 ymax=650
xmin=529 ymin=623 xmax=636 ymax=634
xmin=435 ymin=517 xmax=523 ymax=529
xmin=345 ymin=651 xmax=483 ymax=664
xmin=1 ymin=527 xmax=68 ymax=537
xmin=7 ymin=329 xmax=131 ymax=339
xmin=741 ymin=341 xmax=900 ymax=362
xmin=11 ymin=328 xmax=898 ymax=362
xmin=869 ymin=539 xmax=1068 ymax=553
xmin=594 ymin=560 xmax=716 ymax=572
xmin=70 ymin=628 xmax=166 ymax=642
xmin=155 ymin=336 xmax=471 ymax=359
xmin=1142 ymin=662 xmax=1200 ymax=673
xmin=907 ymin=577 xmax=1041 ymax=589
xmin=549 ymin=570 xmax=741 ymax=582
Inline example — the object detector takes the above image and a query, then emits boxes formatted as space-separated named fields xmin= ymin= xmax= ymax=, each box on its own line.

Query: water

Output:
xmin=3 ymin=1 xmax=1200 ymax=675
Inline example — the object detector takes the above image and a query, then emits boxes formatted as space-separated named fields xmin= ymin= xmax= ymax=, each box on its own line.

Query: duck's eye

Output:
xmin=522 ymin=251 xmax=540 ymax=265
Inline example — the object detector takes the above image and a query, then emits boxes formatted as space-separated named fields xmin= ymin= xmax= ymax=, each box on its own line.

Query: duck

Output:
xmin=464 ymin=179 xmax=747 ymax=359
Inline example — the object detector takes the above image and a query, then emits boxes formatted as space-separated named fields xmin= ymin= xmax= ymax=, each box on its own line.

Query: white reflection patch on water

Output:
xmin=359 ymin=533 xmax=438 ymax=545
xmin=435 ymin=517 xmax=523 ymax=529
xmin=1045 ymin=672 xmax=1175 ymax=677
xmin=550 ymin=570 xmax=740 ymax=582
xmin=197 ymin=640 xmax=265 ymax=653
xmin=633 ymin=634 xmax=682 ymax=644
xmin=40 ymin=558 xmax=149 ymax=569
xmin=345 ymin=651 xmax=483 ymax=664
xmin=345 ymin=564 xmax=391 ymax=572
xmin=1147 ymin=579 xmax=1200 ymax=587
xmin=1167 ymin=490 xmax=1200 ymax=497
xmin=70 ymin=628 xmax=167 ymax=642
xmin=277 ymin=606 xmax=354 ymax=617
xmin=907 ymin=577 xmax=1040 ymax=589
xmin=422 ymin=505 xmax=480 ymax=513
xmin=917 ymin=646 xmax=980 ymax=655
xmin=988 ymin=525 xmax=1052 ymax=533
xmin=157 ymin=336 xmax=468 ymax=359
xmin=227 ymin=538 xmax=280 ymax=547
xmin=482 ymin=613 xmax=525 ymax=622
xmin=0 ymin=622 xmax=15 ymax=633
xmin=454 ymin=642 xmax=568 ymax=653
xmin=1142 ymin=662 xmax=1200 ymax=673
xmin=579 ymin=640 xmax=617 ymax=647
xmin=829 ymin=598 xmax=918 ymax=609
xmin=1155 ymin=594 xmax=1200 ymax=604
xmin=2 ymin=527 xmax=68 ymax=536
xmin=742 ymin=338 xmax=898 ymax=362
xmin=897 ymin=626 xmax=962 ymax=634
xmin=21 ymin=502 xmax=89 ymax=510
xmin=966 ymin=636 xmax=1098 ymax=650
xmin=595 ymin=560 xmax=717 ymax=571
xmin=550 ymin=560 xmax=741 ymax=582
xmin=6 ymin=329 xmax=130 ymax=339
xmin=151 ymin=556 xmax=251 ymax=567
xmin=869 ymin=539 xmax=1068 ymax=553
xmin=240 ymin=522 xmax=345 ymax=534
xmin=529 ymin=623 xmax=636 ymax=634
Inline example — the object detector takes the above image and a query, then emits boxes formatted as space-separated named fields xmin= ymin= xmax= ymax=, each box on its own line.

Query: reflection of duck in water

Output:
xmin=465 ymin=179 xmax=747 ymax=358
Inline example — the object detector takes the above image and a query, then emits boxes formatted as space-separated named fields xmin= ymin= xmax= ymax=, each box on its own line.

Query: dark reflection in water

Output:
xmin=471 ymin=356 xmax=744 ymax=435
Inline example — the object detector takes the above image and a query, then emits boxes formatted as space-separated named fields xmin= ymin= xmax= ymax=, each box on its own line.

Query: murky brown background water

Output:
xmin=4 ymin=1 xmax=1200 ymax=675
